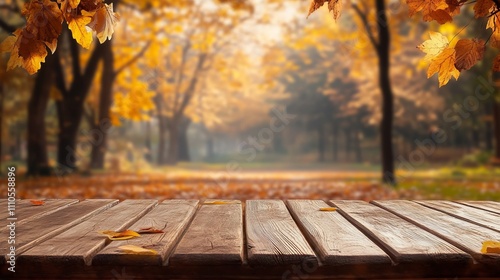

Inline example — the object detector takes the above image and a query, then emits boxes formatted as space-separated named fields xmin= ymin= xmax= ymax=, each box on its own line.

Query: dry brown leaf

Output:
xmin=481 ymin=240 xmax=500 ymax=254
xmin=454 ymin=39 xmax=485 ymax=71
xmin=319 ymin=207 xmax=337 ymax=211
xmin=137 ymin=227 xmax=164 ymax=234
xmin=30 ymin=199 xmax=45 ymax=206
xmin=118 ymin=245 xmax=158 ymax=255
xmin=99 ymin=229 xmax=140 ymax=240
xmin=474 ymin=0 xmax=494 ymax=18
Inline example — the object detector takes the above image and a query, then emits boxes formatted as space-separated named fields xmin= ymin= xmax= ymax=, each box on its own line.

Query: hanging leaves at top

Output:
xmin=0 ymin=0 xmax=120 ymax=74
xmin=307 ymin=0 xmax=500 ymax=87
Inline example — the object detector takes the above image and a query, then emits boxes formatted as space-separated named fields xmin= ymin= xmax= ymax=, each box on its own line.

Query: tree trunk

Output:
xmin=493 ymin=97 xmax=500 ymax=159
xmin=56 ymin=94 xmax=85 ymax=172
xmin=0 ymin=83 xmax=3 ymax=172
xmin=144 ymin=120 xmax=152 ymax=162
xmin=332 ymin=123 xmax=339 ymax=162
xmin=485 ymin=104 xmax=494 ymax=150
xmin=376 ymin=0 xmax=396 ymax=185
xmin=345 ymin=128 xmax=352 ymax=162
xmin=166 ymin=118 xmax=179 ymax=165
xmin=27 ymin=55 xmax=54 ymax=176
xmin=155 ymin=95 xmax=167 ymax=165
xmin=318 ymin=124 xmax=326 ymax=162
xmin=90 ymin=40 xmax=114 ymax=169
xmin=354 ymin=130 xmax=363 ymax=163
xmin=206 ymin=133 xmax=214 ymax=161
xmin=177 ymin=116 xmax=191 ymax=162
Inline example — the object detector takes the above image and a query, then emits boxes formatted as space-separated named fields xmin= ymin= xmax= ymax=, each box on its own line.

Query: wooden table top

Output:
xmin=1 ymin=199 xmax=499 ymax=279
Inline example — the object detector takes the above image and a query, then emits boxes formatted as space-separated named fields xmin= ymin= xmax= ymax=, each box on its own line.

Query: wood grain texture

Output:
xmin=331 ymin=200 xmax=471 ymax=265
xmin=246 ymin=200 xmax=317 ymax=266
xmin=416 ymin=200 xmax=500 ymax=232
xmin=286 ymin=200 xmax=391 ymax=266
xmin=0 ymin=199 xmax=117 ymax=259
xmin=457 ymin=201 xmax=500 ymax=215
xmin=19 ymin=200 xmax=157 ymax=266
xmin=0 ymin=199 xmax=79 ymax=224
xmin=169 ymin=200 xmax=243 ymax=266
xmin=93 ymin=200 xmax=199 ymax=266
xmin=373 ymin=200 xmax=500 ymax=264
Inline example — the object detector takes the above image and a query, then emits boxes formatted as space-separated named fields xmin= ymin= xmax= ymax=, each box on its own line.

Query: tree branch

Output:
xmin=114 ymin=41 xmax=151 ymax=76
xmin=68 ymin=32 xmax=82 ymax=78
xmin=352 ymin=3 xmax=379 ymax=50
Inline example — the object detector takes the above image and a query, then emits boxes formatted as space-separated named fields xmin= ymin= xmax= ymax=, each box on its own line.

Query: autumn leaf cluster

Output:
xmin=0 ymin=0 xmax=119 ymax=74
xmin=308 ymin=0 xmax=500 ymax=87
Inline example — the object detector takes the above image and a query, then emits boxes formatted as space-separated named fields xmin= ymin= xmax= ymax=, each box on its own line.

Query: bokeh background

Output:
xmin=0 ymin=0 xmax=499 ymax=201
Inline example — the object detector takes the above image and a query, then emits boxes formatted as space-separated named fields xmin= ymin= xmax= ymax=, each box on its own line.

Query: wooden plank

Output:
xmin=286 ymin=200 xmax=391 ymax=266
xmin=92 ymin=200 xmax=199 ymax=266
xmin=0 ymin=199 xmax=117 ymax=258
xmin=457 ymin=201 xmax=500 ymax=215
xmin=169 ymin=200 xmax=243 ymax=266
xmin=330 ymin=201 xmax=471 ymax=265
xmin=0 ymin=199 xmax=79 ymax=224
xmin=246 ymin=200 xmax=317 ymax=266
xmin=373 ymin=200 xmax=500 ymax=264
xmin=416 ymin=200 xmax=500 ymax=232
xmin=18 ymin=200 xmax=157 ymax=266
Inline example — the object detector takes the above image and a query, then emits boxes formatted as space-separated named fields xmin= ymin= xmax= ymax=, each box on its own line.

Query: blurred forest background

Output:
xmin=0 ymin=0 xmax=499 ymax=201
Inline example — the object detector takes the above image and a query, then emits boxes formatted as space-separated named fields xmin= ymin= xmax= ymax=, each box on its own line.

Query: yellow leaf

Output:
xmin=18 ymin=29 xmax=48 ymax=75
xmin=418 ymin=32 xmax=449 ymax=62
xmin=68 ymin=14 xmax=94 ymax=49
xmin=0 ymin=36 xmax=17 ymax=53
xmin=99 ymin=230 xmax=140 ymax=240
xmin=406 ymin=0 xmax=450 ymax=22
xmin=481 ymin=240 xmax=500 ymax=254
xmin=68 ymin=0 xmax=81 ymax=9
xmin=88 ymin=3 xmax=120 ymax=44
xmin=427 ymin=47 xmax=460 ymax=87
xmin=118 ymin=245 xmax=158 ymax=255
xmin=319 ymin=207 xmax=337 ymax=212
xmin=454 ymin=39 xmax=485 ymax=71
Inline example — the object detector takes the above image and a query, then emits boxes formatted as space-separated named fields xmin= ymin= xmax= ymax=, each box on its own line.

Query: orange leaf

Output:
xmin=481 ymin=240 xmax=500 ymax=254
xmin=474 ymin=0 xmax=494 ymax=18
xmin=427 ymin=47 xmax=460 ymax=87
xmin=30 ymin=200 xmax=45 ymax=206
xmin=319 ymin=207 xmax=337 ymax=212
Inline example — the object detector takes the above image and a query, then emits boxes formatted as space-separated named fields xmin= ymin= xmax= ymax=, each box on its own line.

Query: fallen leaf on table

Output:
xmin=99 ymin=230 xmax=140 ymax=240
xmin=138 ymin=227 xmax=164 ymax=234
xmin=118 ymin=245 xmax=158 ymax=255
xmin=481 ymin=240 xmax=500 ymax=254
xmin=319 ymin=207 xmax=337 ymax=212
xmin=30 ymin=200 xmax=45 ymax=206
xmin=203 ymin=201 xmax=238 ymax=205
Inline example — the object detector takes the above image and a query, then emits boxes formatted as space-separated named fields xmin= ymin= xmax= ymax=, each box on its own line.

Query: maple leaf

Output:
xmin=68 ymin=0 xmax=81 ymax=9
xmin=307 ymin=0 xmax=342 ymax=21
xmin=487 ymin=14 xmax=500 ymax=49
xmin=427 ymin=47 xmax=460 ymax=87
xmin=474 ymin=0 xmax=494 ymax=18
xmin=418 ymin=32 xmax=449 ymax=62
xmin=88 ymin=3 xmax=120 ymax=44
xmin=406 ymin=0 xmax=452 ymax=22
xmin=454 ymin=39 xmax=485 ymax=71
xmin=17 ymin=29 xmax=48 ymax=75
xmin=68 ymin=13 xmax=94 ymax=49
xmin=23 ymin=0 xmax=63 ymax=53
